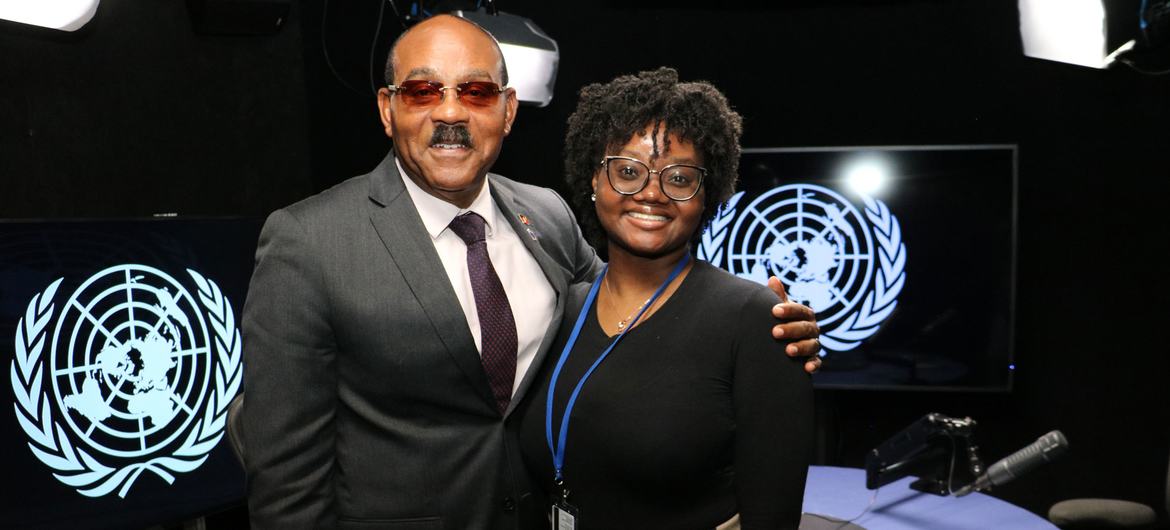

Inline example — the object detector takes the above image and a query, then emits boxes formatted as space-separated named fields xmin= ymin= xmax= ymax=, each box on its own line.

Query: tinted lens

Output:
xmin=607 ymin=158 xmax=649 ymax=193
xmin=660 ymin=165 xmax=703 ymax=200
xmin=396 ymin=80 xmax=444 ymax=106
xmin=455 ymin=81 xmax=502 ymax=107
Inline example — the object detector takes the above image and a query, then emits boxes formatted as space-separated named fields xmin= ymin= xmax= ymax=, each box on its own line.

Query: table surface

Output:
xmin=802 ymin=466 xmax=1058 ymax=530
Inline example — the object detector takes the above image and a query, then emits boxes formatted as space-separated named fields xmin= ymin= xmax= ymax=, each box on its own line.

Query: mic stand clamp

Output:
xmin=906 ymin=416 xmax=984 ymax=495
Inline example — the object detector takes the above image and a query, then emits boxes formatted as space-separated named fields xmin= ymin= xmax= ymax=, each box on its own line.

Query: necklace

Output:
xmin=603 ymin=274 xmax=654 ymax=330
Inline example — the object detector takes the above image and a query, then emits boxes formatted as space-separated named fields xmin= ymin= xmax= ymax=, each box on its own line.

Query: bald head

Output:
xmin=383 ymin=14 xmax=509 ymax=87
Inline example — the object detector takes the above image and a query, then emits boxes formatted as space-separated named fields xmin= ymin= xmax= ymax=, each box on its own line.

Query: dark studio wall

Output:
xmin=2 ymin=0 xmax=1169 ymax=526
xmin=0 ymin=0 xmax=314 ymax=218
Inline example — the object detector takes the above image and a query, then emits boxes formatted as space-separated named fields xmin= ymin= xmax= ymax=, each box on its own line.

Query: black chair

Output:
xmin=1048 ymin=450 xmax=1168 ymax=529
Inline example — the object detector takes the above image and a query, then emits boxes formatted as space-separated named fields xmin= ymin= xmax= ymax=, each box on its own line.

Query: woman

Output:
xmin=517 ymin=68 xmax=813 ymax=529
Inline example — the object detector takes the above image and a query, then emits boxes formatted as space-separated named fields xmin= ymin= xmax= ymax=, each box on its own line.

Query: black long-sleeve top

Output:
xmin=517 ymin=261 xmax=814 ymax=529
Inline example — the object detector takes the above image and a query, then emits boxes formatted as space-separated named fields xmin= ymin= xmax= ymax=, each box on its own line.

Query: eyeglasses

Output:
xmin=600 ymin=156 xmax=706 ymax=201
xmin=386 ymin=80 xmax=506 ymax=108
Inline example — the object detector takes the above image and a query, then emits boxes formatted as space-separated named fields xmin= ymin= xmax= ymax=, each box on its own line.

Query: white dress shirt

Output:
xmin=396 ymin=158 xmax=556 ymax=395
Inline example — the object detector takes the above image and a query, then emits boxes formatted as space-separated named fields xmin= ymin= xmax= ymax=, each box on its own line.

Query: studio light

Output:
xmin=459 ymin=9 xmax=559 ymax=107
xmin=1019 ymin=0 xmax=1108 ymax=68
xmin=1019 ymin=0 xmax=1170 ymax=72
xmin=0 ymin=0 xmax=100 ymax=31
xmin=843 ymin=156 xmax=890 ymax=196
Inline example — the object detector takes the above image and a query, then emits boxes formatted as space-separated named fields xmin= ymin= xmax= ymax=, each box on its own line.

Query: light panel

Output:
xmin=1019 ymin=0 xmax=1108 ymax=68
xmin=0 ymin=0 xmax=100 ymax=31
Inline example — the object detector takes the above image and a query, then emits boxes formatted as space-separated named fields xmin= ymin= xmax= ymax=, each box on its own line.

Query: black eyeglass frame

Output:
xmin=599 ymin=155 xmax=707 ymax=202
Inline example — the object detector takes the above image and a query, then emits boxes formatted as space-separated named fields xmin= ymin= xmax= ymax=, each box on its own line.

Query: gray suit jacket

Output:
xmin=241 ymin=153 xmax=602 ymax=530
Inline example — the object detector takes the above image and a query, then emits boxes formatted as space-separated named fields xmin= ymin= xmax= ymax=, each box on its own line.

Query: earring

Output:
xmin=590 ymin=192 xmax=596 ymax=202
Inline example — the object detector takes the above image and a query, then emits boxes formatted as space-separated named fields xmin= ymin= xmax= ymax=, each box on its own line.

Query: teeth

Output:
xmin=628 ymin=212 xmax=668 ymax=222
xmin=433 ymin=143 xmax=466 ymax=149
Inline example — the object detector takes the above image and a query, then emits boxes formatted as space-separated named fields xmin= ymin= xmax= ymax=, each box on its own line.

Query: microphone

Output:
xmin=954 ymin=430 xmax=1068 ymax=497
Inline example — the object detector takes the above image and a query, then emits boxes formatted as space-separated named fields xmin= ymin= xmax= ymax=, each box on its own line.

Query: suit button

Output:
xmin=502 ymin=496 xmax=516 ymax=512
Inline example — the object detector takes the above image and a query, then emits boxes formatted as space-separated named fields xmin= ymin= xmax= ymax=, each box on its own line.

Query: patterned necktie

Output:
xmin=448 ymin=212 xmax=518 ymax=414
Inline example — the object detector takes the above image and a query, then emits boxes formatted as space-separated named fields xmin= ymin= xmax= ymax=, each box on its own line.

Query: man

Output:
xmin=241 ymin=14 xmax=821 ymax=529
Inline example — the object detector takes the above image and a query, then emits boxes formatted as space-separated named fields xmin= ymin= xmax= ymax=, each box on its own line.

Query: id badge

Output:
xmin=552 ymin=500 xmax=579 ymax=530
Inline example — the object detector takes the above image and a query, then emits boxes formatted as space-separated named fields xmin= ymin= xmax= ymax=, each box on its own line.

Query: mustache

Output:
xmin=429 ymin=124 xmax=473 ymax=148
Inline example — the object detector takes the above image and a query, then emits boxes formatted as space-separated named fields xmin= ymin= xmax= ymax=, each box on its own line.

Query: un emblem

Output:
xmin=698 ymin=184 xmax=907 ymax=354
xmin=10 ymin=265 xmax=242 ymax=498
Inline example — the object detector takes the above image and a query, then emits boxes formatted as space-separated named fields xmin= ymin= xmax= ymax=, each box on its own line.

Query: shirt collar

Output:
xmin=395 ymin=156 xmax=498 ymax=241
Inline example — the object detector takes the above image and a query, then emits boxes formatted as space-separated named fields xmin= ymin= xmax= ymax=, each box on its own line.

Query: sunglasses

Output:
xmin=386 ymin=80 xmax=506 ymax=108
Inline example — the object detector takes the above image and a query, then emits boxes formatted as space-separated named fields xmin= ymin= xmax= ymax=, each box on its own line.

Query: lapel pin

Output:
xmin=518 ymin=214 xmax=540 ymax=240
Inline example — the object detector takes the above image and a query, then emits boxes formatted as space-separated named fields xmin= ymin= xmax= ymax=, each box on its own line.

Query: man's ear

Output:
xmin=377 ymin=88 xmax=394 ymax=138
xmin=502 ymin=88 xmax=519 ymax=136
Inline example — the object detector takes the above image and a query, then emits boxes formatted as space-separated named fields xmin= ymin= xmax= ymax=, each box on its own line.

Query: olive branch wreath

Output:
xmin=817 ymin=196 xmax=906 ymax=351
xmin=696 ymin=191 xmax=744 ymax=268
xmin=696 ymin=190 xmax=906 ymax=354
xmin=10 ymin=269 xmax=242 ymax=498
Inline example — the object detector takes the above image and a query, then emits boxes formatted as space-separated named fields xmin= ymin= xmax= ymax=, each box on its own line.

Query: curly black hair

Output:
xmin=564 ymin=67 xmax=743 ymax=254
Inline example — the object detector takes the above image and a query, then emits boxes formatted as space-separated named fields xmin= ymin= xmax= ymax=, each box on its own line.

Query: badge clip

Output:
xmin=552 ymin=479 xmax=579 ymax=530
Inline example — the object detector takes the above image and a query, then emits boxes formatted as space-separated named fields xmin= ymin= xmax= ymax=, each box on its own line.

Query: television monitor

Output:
xmin=0 ymin=217 xmax=259 ymax=529
xmin=697 ymin=145 xmax=1017 ymax=391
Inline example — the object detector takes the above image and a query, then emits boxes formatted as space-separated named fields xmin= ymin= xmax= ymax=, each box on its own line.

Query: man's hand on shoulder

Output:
xmin=767 ymin=277 xmax=822 ymax=375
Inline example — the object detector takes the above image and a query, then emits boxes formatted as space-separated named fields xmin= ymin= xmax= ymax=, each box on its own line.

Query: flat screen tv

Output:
xmin=0 ymin=217 xmax=259 ymax=529
xmin=697 ymin=145 xmax=1016 ymax=391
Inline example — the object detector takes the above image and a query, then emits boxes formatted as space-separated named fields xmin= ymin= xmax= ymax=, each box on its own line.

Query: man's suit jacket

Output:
xmin=241 ymin=153 xmax=602 ymax=529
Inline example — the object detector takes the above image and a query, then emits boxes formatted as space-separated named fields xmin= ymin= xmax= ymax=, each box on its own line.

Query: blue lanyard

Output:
xmin=545 ymin=253 xmax=691 ymax=482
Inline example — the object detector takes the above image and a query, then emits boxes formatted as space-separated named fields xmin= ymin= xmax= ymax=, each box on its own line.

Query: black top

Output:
xmin=517 ymin=261 xmax=813 ymax=529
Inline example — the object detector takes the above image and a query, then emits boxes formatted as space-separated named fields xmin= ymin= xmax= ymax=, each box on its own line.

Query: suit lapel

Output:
xmin=490 ymin=180 xmax=569 ymax=417
xmin=367 ymin=156 xmax=497 ymax=411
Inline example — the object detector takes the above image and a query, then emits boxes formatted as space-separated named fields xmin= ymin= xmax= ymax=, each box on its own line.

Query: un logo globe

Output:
xmin=12 ymin=265 xmax=242 ymax=498
xmin=52 ymin=265 xmax=210 ymax=457
xmin=698 ymin=184 xmax=907 ymax=354
xmin=727 ymin=184 xmax=874 ymax=328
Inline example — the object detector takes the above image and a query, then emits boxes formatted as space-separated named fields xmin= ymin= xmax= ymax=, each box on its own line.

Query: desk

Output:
xmin=801 ymin=466 xmax=1058 ymax=530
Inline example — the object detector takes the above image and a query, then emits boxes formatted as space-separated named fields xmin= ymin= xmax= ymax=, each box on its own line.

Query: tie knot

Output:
xmin=449 ymin=212 xmax=486 ymax=245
